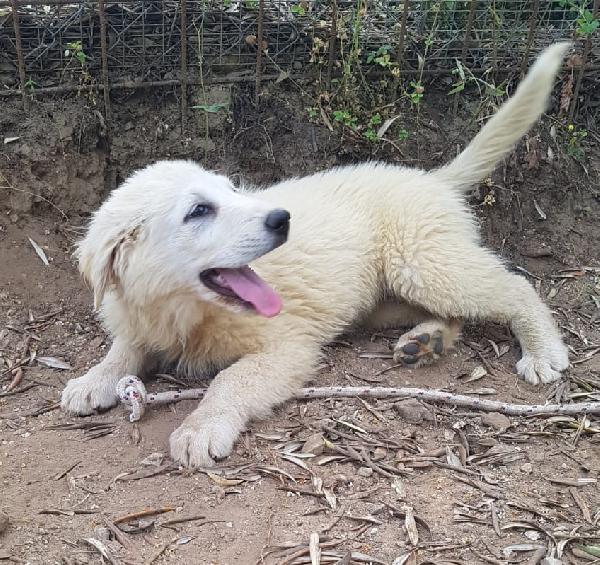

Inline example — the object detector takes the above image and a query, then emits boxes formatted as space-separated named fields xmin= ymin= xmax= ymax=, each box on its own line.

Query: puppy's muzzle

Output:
xmin=265 ymin=209 xmax=290 ymax=243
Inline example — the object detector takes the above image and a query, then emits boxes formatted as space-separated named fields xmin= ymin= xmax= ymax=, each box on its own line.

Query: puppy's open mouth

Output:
xmin=200 ymin=266 xmax=282 ymax=318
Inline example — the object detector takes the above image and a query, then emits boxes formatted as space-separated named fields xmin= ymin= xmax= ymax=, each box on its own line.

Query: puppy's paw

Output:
xmin=169 ymin=407 xmax=244 ymax=468
xmin=516 ymin=342 xmax=569 ymax=385
xmin=61 ymin=371 xmax=120 ymax=416
xmin=393 ymin=329 xmax=445 ymax=367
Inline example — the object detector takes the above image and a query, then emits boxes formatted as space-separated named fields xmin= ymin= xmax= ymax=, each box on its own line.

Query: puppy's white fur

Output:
xmin=62 ymin=44 xmax=570 ymax=467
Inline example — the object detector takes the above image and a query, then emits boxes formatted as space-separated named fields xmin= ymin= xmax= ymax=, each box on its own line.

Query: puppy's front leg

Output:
xmin=170 ymin=340 xmax=319 ymax=468
xmin=61 ymin=337 xmax=143 ymax=415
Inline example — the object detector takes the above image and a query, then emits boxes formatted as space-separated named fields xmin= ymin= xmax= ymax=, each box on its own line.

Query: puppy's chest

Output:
xmin=177 ymin=315 xmax=264 ymax=370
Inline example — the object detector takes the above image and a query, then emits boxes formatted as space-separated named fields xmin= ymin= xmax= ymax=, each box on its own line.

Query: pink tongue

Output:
xmin=218 ymin=267 xmax=282 ymax=318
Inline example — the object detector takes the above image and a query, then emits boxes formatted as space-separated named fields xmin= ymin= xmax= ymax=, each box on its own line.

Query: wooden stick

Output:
xmin=113 ymin=507 xmax=175 ymax=524
xmin=117 ymin=376 xmax=600 ymax=421
xmin=299 ymin=386 xmax=600 ymax=416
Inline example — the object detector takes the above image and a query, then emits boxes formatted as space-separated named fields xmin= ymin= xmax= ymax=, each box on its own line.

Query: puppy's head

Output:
xmin=77 ymin=160 xmax=289 ymax=318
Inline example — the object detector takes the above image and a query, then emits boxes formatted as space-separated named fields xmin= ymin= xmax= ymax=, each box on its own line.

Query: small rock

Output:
xmin=394 ymin=399 xmax=434 ymax=424
xmin=391 ymin=477 xmax=406 ymax=498
xmin=93 ymin=526 xmax=111 ymax=541
xmin=197 ymin=137 xmax=216 ymax=152
xmin=470 ymin=365 xmax=488 ymax=380
xmin=140 ymin=452 xmax=165 ymax=467
xmin=0 ymin=511 xmax=9 ymax=535
xmin=541 ymin=557 xmax=563 ymax=565
xmin=366 ymin=503 xmax=386 ymax=515
xmin=372 ymin=447 xmax=387 ymax=461
xmin=89 ymin=336 xmax=104 ymax=349
xmin=521 ymin=243 xmax=553 ymax=258
xmin=325 ymin=473 xmax=349 ymax=489
xmin=301 ymin=433 xmax=325 ymax=456
xmin=444 ymin=429 xmax=455 ymax=441
xmin=525 ymin=530 xmax=541 ymax=541
xmin=521 ymin=463 xmax=533 ymax=474
xmin=57 ymin=125 xmax=74 ymax=140
xmin=481 ymin=412 xmax=511 ymax=432
xmin=138 ymin=518 xmax=155 ymax=531
xmin=357 ymin=466 xmax=374 ymax=478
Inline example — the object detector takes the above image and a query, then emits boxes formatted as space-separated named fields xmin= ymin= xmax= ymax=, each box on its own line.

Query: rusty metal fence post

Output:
xmin=519 ymin=0 xmax=539 ymax=76
xmin=326 ymin=0 xmax=338 ymax=90
xmin=396 ymin=0 xmax=410 ymax=77
xmin=490 ymin=0 xmax=498 ymax=78
xmin=180 ymin=0 xmax=188 ymax=131
xmin=255 ymin=0 xmax=265 ymax=103
xmin=569 ymin=0 xmax=600 ymax=121
xmin=452 ymin=0 xmax=477 ymax=115
xmin=10 ymin=0 xmax=28 ymax=110
xmin=98 ymin=0 xmax=111 ymax=122
xmin=460 ymin=0 xmax=477 ymax=65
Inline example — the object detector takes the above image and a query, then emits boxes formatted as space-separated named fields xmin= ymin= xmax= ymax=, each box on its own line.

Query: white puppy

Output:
xmin=62 ymin=44 xmax=570 ymax=468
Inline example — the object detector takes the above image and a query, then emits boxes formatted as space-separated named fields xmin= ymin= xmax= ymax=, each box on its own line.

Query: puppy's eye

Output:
xmin=185 ymin=203 xmax=214 ymax=222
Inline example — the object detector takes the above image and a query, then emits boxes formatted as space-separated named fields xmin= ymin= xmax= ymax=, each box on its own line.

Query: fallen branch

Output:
xmin=113 ymin=506 xmax=175 ymax=524
xmin=116 ymin=376 xmax=600 ymax=423
xmin=103 ymin=516 xmax=134 ymax=550
xmin=82 ymin=538 xmax=121 ymax=565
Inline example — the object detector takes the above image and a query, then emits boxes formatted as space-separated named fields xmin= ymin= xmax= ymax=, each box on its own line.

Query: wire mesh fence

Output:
xmin=0 ymin=1 xmax=598 ymax=111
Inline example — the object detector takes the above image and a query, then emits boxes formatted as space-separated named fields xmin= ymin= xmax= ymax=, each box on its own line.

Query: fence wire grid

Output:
xmin=0 ymin=1 xmax=599 ymax=116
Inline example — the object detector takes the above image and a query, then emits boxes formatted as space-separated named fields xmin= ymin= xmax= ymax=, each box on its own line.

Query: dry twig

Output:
xmin=114 ymin=507 xmax=175 ymax=524
xmin=119 ymin=377 xmax=600 ymax=420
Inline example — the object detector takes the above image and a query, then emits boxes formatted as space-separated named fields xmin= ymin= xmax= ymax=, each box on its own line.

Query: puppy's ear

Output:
xmin=77 ymin=223 xmax=142 ymax=311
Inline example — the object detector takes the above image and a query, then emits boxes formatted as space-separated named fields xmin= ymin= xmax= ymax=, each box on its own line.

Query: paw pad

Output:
xmin=394 ymin=330 xmax=444 ymax=366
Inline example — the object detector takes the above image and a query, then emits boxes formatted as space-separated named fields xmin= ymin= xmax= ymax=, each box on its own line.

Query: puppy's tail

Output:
xmin=436 ymin=42 xmax=570 ymax=192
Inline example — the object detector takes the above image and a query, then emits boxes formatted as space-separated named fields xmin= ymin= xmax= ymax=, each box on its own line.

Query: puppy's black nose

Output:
xmin=265 ymin=209 xmax=290 ymax=237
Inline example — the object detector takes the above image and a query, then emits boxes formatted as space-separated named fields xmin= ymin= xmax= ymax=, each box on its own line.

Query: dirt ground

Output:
xmin=1 ymin=82 xmax=600 ymax=565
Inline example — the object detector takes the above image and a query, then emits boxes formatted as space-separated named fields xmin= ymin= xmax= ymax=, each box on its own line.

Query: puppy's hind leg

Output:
xmin=365 ymin=301 xmax=430 ymax=330
xmin=394 ymin=318 xmax=462 ymax=367
xmin=366 ymin=302 xmax=461 ymax=367
xmin=388 ymin=242 xmax=568 ymax=385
